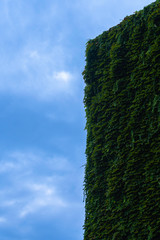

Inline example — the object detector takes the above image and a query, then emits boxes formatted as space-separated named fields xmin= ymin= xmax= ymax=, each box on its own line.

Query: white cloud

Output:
xmin=53 ymin=71 xmax=72 ymax=83
xmin=0 ymin=217 xmax=7 ymax=223
xmin=0 ymin=150 xmax=82 ymax=222
xmin=0 ymin=161 xmax=18 ymax=173
xmin=0 ymin=0 xmax=77 ymax=102
xmin=0 ymin=44 xmax=75 ymax=101
xmin=19 ymin=183 xmax=67 ymax=218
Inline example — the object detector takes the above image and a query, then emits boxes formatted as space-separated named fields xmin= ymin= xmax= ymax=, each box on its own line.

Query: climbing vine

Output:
xmin=83 ymin=1 xmax=160 ymax=239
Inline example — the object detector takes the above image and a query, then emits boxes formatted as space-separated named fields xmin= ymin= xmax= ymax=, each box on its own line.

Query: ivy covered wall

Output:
xmin=83 ymin=1 xmax=160 ymax=239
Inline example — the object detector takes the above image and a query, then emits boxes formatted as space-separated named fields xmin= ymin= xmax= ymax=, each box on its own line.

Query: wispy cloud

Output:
xmin=19 ymin=183 xmax=67 ymax=218
xmin=0 ymin=217 xmax=7 ymax=224
xmin=0 ymin=0 xmax=77 ymax=101
xmin=0 ymin=150 xmax=82 ymax=223
xmin=0 ymin=43 xmax=76 ymax=101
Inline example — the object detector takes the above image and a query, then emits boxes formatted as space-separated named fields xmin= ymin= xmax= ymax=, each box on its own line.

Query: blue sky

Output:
xmin=0 ymin=0 xmax=154 ymax=239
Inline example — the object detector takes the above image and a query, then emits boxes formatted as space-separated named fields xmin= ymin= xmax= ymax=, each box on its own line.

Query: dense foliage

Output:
xmin=83 ymin=1 xmax=160 ymax=239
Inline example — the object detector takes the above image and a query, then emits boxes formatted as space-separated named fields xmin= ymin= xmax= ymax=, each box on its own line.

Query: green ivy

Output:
xmin=83 ymin=1 xmax=160 ymax=239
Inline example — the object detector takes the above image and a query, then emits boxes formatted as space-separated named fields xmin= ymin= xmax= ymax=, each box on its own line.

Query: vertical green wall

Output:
xmin=83 ymin=1 xmax=160 ymax=239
